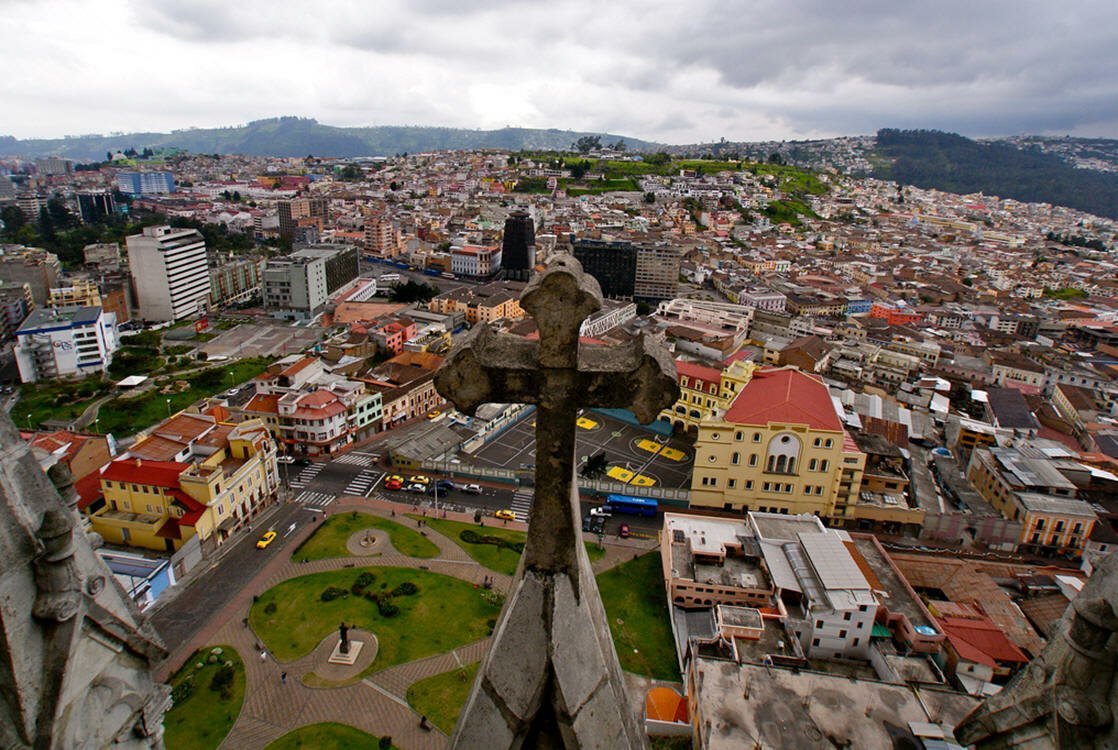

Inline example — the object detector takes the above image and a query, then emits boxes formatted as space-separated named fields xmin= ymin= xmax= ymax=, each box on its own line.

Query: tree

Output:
xmin=37 ymin=208 xmax=56 ymax=245
xmin=612 ymin=140 xmax=627 ymax=152
xmin=645 ymin=152 xmax=671 ymax=167
xmin=643 ymin=192 xmax=656 ymax=204
xmin=572 ymin=135 xmax=601 ymax=154
xmin=0 ymin=205 xmax=26 ymax=236
xmin=636 ymin=301 xmax=651 ymax=316
xmin=569 ymin=162 xmax=589 ymax=180
xmin=579 ymin=452 xmax=608 ymax=479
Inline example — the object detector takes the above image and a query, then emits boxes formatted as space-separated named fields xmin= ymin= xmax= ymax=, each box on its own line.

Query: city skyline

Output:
xmin=3 ymin=0 xmax=1118 ymax=143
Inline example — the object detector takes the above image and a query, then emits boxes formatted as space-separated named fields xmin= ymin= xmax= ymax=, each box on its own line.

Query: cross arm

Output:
xmin=579 ymin=335 xmax=680 ymax=422
xmin=434 ymin=324 xmax=541 ymax=415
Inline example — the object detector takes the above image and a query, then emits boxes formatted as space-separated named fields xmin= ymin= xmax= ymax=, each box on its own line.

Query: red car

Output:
xmin=384 ymin=477 xmax=403 ymax=491
xmin=619 ymin=523 xmax=631 ymax=538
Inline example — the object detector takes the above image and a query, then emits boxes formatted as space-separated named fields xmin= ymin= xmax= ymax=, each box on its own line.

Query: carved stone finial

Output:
xmin=436 ymin=253 xmax=678 ymax=748
xmin=32 ymin=509 xmax=82 ymax=622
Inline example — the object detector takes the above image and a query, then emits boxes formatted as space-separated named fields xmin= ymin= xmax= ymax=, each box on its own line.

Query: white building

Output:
xmin=751 ymin=512 xmax=878 ymax=660
xmin=451 ymin=244 xmax=502 ymax=278
xmin=126 ymin=226 xmax=210 ymax=322
xmin=14 ymin=306 xmax=119 ymax=382
xmin=263 ymin=245 xmax=360 ymax=320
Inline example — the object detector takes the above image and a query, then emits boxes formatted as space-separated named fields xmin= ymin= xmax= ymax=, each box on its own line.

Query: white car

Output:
xmin=277 ymin=456 xmax=295 ymax=464
xmin=225 ymin=387 xmax=241 ymax=397
xmin=461 ymin=484 xmax=482 ymax=495
xmin=589 ymin=506 xmax=612 ymax=518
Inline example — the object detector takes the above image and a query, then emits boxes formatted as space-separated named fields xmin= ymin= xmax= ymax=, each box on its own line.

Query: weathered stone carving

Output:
xmin=435 ymin=253 xmax=679 ymax=748
xmin=0 ymin=414 xmax=169 ymax=750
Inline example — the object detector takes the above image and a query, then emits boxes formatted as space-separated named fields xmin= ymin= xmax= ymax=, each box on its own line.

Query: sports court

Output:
xmin=466 ymin=409 xmax=694 ymax=490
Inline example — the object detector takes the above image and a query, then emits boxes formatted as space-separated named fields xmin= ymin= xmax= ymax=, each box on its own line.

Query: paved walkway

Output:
xmin=157 ymin=495 xmax=654 ymax=749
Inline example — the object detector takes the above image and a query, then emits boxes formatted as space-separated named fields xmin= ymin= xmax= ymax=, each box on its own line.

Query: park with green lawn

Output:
xmin=597 ymin=552 xmax=681 ymax=681
xmin=405 ymin=662 xmax=479 ymax=734
xmin=249 ymin=567 xmax=502 ymax=673
xmin=292 ymin=512 xmax=439 ymax=560
xmin=163 ymin=645 xmax=245 ymax=750
xmin=264 ymin=722 xmax=393 ymax=750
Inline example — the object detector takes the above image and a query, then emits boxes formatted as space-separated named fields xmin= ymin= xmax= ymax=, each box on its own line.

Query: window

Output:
xmin=752 ymin=432 xmax=761 ymax=442
xmin=728 ymin=479 xmax=737 ymax=489
xmin=839 ymin=630 xmax=847 ymax=639
xmin=711 ymin=432 xmax=720 ymax=440
xmin=749 ymin=454 xmax=758 ymax=467
xmin=708 ymin=454 xmax=717 ymax=463
xmin=731 ymin=452 xmax=740 ymax=465
xmin=735 ymin=431 xmax=744 ymax=441
xmin=843 ymin=611 xmax=852 ymax=621
xmin=809 ymin=458 xmax=818 ymax=471
xmin=815 ymin=620 xmax=824 ymax=628
xmin=820 ymin=460 xmax=829 ymax=471
xmin=812 ymin=638 xmax=820 ymax=647
xmin=1055 ymin=520 xmax=1065 ymax=532
xmin=852 ymin=638 xmax=860 ymax=647
xmin=824 ymin=439 xmax=833 ymax=448
xmin=813 ymin=438 xmax=822 ymax=447
xmin=762 ymin=482 xmax=771 ymax=492
xmin=745 ymin=480 xmax=754 ymax=490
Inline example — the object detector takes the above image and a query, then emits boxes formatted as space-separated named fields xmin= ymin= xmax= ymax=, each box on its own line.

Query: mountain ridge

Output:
xmin=0 ymin=116 xmax=658 ymax=160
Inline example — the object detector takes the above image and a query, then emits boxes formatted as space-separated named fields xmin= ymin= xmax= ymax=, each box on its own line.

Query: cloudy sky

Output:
xmin=3 ymin=0 xmax=1117 ymax=143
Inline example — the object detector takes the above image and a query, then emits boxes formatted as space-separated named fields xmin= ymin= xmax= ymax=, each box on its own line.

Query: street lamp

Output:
xmin=26 ymin=414 xmax=32 ymax=431
xmin=95 ymin=417 xmax=100 ymax=434
xmin=165 ymin=398 xmax=171 ymax=416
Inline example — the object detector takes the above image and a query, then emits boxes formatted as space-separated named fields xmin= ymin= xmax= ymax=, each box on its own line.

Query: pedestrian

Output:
xmin=281 ymin=672 xmax=287 ymax=685
xmin=260 ymin=650 xmax=267 ymax=662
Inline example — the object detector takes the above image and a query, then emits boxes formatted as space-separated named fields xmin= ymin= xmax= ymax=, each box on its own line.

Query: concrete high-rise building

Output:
xmin=0 ymin=246 xmax=61 ymax=306
xmin=635 ymin=243 xmax=680 ymax=301
xmin=34 ymin=157 xmax=72 ymax=176
xmin=116 ymin=171 xmax=175 ymax=196
xmin=0 ymin=281 xmax=33 ymax=342
xmin=76 ymin=191 xmax=116 ymax=224
xmin=125 ymin=225 xmax=210 ymax=322
xmin=278 ymin=197 xmax=328 ymax=239
xmin=263 ymin=244 xmax=359 ymax=319
xmin=501 ymin=209 xmax=535 ymax=281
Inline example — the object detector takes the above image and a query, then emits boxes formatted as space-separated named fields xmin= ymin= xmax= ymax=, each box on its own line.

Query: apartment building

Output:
xmin=661 ymin=513 xmax=775 ymax=610
xmin=0 ymin=245 xmax=61 ymax=305
xmin=278 ymin=197 xmax=328 ymax=239
xmin=47 ymin=279 xmax=101 ymax=308
xmin=126 ymin=225 xmax=210 ymax=322
xmin=263 ymin=244 xmax=359 ymax=319
xmin=0 ymin=280 xmax=33 ymax=341
xmin=88 ymin=416 xmax=278 ymax=553
xmin=14 ymin=306 xmax=119 ymax=382
xmin=116 ymin=171 xmax=175 ymax=196
xmin=209 ymin=256 xmax=263 ymax=306
xmin=450 ymin=244 xmax=502 ymax=278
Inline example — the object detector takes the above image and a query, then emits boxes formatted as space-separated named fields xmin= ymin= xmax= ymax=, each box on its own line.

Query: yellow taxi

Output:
xmin=255 ymin=530 xmax=277 ymax=549
xmin=495 ymin=509 xmax=517 ymax=521
xmin=408 ymin=475 xmax=431 ymax=486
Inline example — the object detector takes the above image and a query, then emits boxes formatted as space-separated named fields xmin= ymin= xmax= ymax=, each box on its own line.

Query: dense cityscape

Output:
xmin=2 ymin=131 xmax=1117 ymax=748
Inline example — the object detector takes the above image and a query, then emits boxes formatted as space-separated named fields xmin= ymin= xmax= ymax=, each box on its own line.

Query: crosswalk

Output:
xmin=296 ymin=490 xmax=335 ymax=508
xmin=289 ymin=463 xmax=325 ymax=489
xmin=509 ymin=489 xmax=534 ymax=522
xmin=343 ymin=470 xmax=382 ymax=497
xmin=332 ymin=452 xmax=379 ymax=467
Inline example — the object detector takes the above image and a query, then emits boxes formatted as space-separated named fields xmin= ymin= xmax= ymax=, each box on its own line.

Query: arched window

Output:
xmin=765 ymin=432 xmax=801 ymax=475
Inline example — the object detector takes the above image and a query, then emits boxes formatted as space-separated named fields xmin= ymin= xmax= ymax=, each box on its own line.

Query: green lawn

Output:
xmin=415 ymin=516 xmax=604 ymax=576
xmin=596 ymin=552 xmax=680 ymax=681
xmin=250 ymin=568 xmax=502 ymax=670
xmin=406 ymin=662 xmax=479 ymax=734
xmin=163 ymin=645 xmax=245 ymax=750
xmin=293 ymin=512 xmax=439 ymax=560
xmin=95 ymin=356 xmax=273 ymax=436
xmin=16 ymin=375 xmax=111 ymax=429
xmin=264 ymin=723 xmax=391 ymax=750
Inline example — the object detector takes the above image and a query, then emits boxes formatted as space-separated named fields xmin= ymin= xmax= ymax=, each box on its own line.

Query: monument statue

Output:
xmin=435 ymin=254 xmax=679 ymax=748
xmin=339 ymin=622 xmax=350 ymax=654
xmin=0 ymin=414 xmax=169 ymax=749
xmin=956 ymin=549 xmax=1118 ymax=749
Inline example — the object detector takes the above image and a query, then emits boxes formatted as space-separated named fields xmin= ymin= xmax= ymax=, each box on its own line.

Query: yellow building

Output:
xmin=47 ymin=278 xmax=102 ymax=308
xmin=688 ymin=366 xmax=865 ymax=522
xmin=658 ymin=358 xmax=757 ymax=435
xmin=90 ymin=418 xmax=278 ymax=553
xmin=966 ymin=447 xmax=1096 ymax=557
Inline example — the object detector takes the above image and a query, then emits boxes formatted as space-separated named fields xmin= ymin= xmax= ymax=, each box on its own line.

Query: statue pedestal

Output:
xmin=327 ymin=640 xmax=364 ymax=665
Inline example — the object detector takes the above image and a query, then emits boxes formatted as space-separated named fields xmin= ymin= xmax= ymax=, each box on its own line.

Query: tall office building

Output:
xmin=278 ymin=197 xmax=328 ymax=239
xmin=263 ymin=244 xmax=359 ymax=319
xmin=571 ymin=238 xmax=637 ymax=299
xmin=116 ymin=171 xmax=176 ymax=196
xmin=126 ymin=225 xmax=210 ymax=322
xmin=501 ymin=209 xmax=535 ymax=281
xmin=77 ymin=191 xmax=116 ymax=224
xmin=634 ymin=243 xmax=680 ymax=301
xmin=14 ymin=306 xmax=119 ymax=383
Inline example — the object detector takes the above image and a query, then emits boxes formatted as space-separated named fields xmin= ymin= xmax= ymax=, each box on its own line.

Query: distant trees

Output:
xmin=388 ymin=280 xmax=439 ymax=304
xmin=572 ymin=135 xmax=601 ymax=154
xmin=644 ymin=152 xmax=671 ymax=167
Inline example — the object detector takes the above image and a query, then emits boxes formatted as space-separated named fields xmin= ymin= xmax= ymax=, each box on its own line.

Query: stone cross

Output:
xmin=435 ymin=254 xmax=678 ymax=748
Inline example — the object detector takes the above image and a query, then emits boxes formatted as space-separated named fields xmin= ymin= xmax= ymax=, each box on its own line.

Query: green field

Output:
xmin=16 ymin=375 xmax=111 ymax=429
xmin=406 ymin=662 xmax=480 ymax=734
xmin=416 ymin=516 xmax=604 ymax=576
xmin=264 ymin=723 xmax=391 ymax=750
xmin=95 ymin=356 xmax=273 ymax=436
xmin=596 ymin=552 xmax=680 ymax=681
xmin=292 ymin=512 xmax=439 ymax=560
xmin=250 ymin=568 xmax=502 ymax=671
xmin=164 ymin=645 xmax=245 ymax=750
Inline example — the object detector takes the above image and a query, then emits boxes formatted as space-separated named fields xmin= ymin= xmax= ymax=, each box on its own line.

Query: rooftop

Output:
xmin=724 ymin=366 xmax=842 ymax=431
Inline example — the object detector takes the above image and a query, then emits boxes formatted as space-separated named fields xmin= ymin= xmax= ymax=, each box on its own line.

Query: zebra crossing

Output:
xmin=343 ymin=470 xmax=382 ymax=497
xmin=332 ymin=452 xmax=379 ymax=467
xmin=509 ymin=489 xmax=534 ymax=522
xmin=288 ymin=463 xmax=325 ymax=489
xmin=295 ymin=490 xmax=336 ymax=508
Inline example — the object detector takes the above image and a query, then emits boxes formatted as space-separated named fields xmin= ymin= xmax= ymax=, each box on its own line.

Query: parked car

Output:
xmin=277 ymin=456 xmax=295 ymax=464
xmin=582 ymin=515 xmax=594 ymax=532
xmin=432 ymin=479 xmax=456 ymax=493
xmin=495 ymin=509 xmax=516 ymax=521
xmin=590 ymin=516 xmax=606 ymax=534
xmin=384 ymin=477 xmax=403 ymax=491
xmin=408 ymin=475 xmax=431 ymax=486
xmin=619 ymin=523 xmax=631 ymax=538
xmin=405 ymin=483 xmax=427 ymax=493
xmin=256 ymin=530 xmax=277 ymax=549
xmin=589 ymin=506 xmax=611 ymax=518
xmin=225 ymin=387 xmax=241 ymax=397
xmin=461 ymin=483 xmax=482 ymax=495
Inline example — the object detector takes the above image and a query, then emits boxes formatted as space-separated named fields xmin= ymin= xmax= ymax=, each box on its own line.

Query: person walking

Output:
xmin=281 ymin=672 xmax=287 ymax=685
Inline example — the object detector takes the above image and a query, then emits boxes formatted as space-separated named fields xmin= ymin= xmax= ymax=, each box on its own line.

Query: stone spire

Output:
xmin=955 ymin=549 xmax=1118 ymax=749
xmin=435 ymin=253 xmax=679 ymax=748
xmin=0 ymin=413 xmax=169 ymax=750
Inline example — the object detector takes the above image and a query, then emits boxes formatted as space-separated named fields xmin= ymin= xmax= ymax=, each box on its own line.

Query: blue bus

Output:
xmin=602 ymin=494 xmax=658 ymax=517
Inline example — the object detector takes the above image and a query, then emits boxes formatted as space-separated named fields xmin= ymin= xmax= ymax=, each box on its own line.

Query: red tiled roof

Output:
xmin=101 ymin=459 xmax=189 ymax=488
xmin=724 ymin=367 xmax=841 ymax=431
xmin=278 ymin=356 xmax=317 ymax=378
xmin=937 ymin=615 xmax=1029 ymax=667
xmin=675 ymin=360 xmax=722 ymax=388
xmin=75 ymin=471 xmax=103 ymax=511
xmin=297 ymin=389 xmax=337 ymax=407
xmin=244 ymin=393 xmax=281 ymax=414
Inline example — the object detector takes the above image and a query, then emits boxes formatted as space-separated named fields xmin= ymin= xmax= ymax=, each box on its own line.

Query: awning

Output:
xmin=871 ymin=623 xmax=892 ymax=639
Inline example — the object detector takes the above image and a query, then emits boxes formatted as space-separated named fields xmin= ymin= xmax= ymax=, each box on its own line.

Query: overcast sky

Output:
xmin=3 ymin=0 xmax=1117 ymax=143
